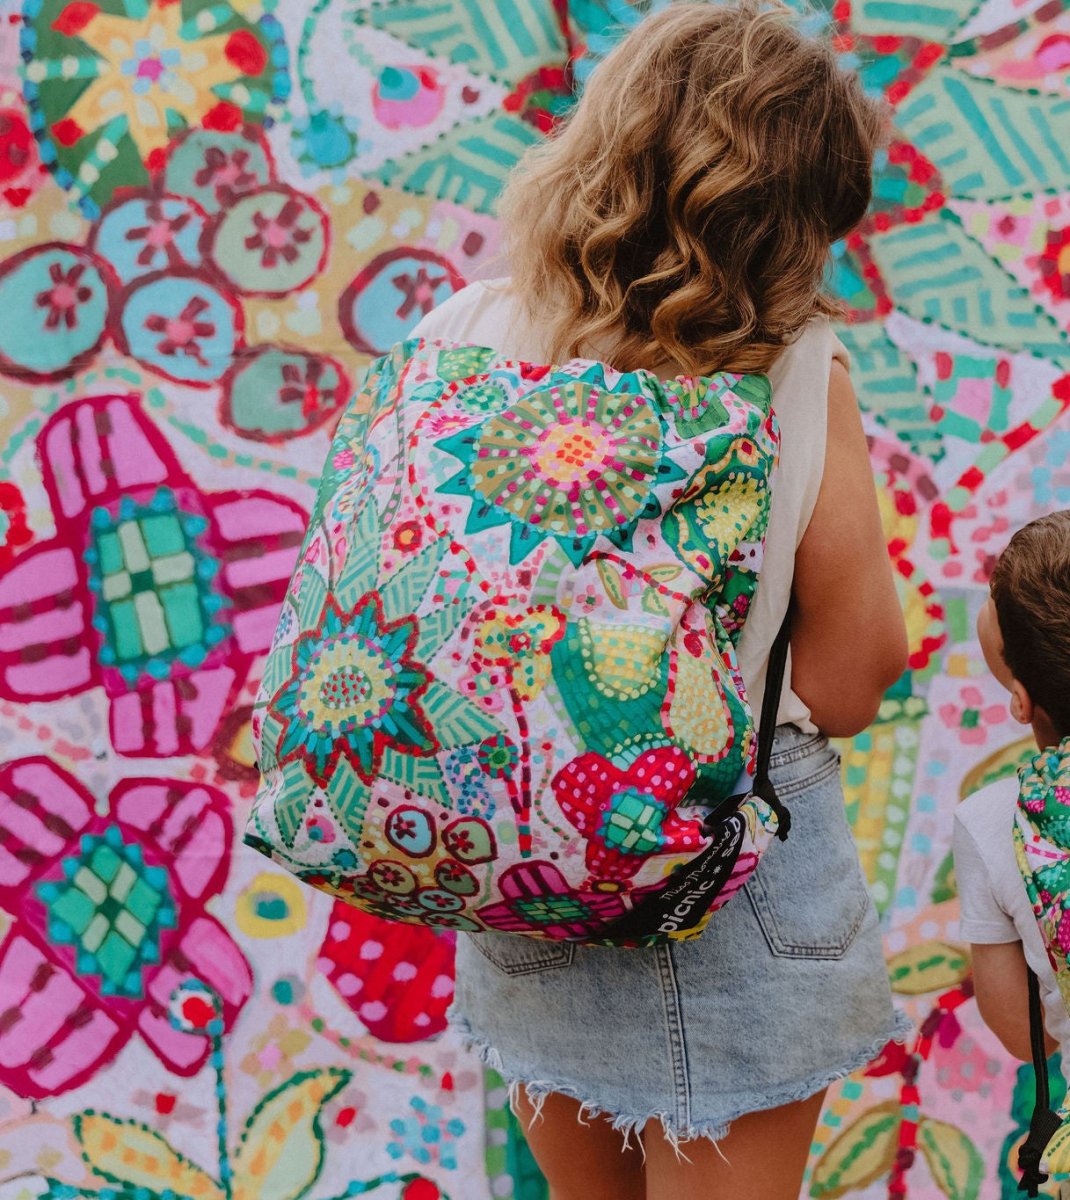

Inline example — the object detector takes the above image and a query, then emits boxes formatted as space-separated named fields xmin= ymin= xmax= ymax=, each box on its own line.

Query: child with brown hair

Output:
xmin=953 ymin=511 xmax=1070 ymax=1182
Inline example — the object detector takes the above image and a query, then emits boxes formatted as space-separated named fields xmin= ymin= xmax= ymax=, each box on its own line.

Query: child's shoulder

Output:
xmin=954 ymin=776 xmax=1019 ymax=856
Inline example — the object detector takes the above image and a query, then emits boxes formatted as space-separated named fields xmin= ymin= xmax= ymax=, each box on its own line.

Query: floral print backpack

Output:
xmin=245 ymin=337 xmax=791 ymax=947
xmin=1013 ymin=741 xmax=1070 ymax=1191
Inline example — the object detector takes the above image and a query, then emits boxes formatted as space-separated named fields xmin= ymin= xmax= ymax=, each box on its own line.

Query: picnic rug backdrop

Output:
xmin=0 ymin=0 xmax=1067 ymax=1194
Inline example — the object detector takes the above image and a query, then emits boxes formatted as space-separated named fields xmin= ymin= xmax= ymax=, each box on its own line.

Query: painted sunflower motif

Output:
xmin=270 ymin=592 xmax=437 ymax=787
xmin=438 ymin=374 xmax=686 ymax=565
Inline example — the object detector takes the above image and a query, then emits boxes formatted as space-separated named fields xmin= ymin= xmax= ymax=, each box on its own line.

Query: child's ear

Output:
xmin=1010 ymin=679 xmax=1035 ymax=725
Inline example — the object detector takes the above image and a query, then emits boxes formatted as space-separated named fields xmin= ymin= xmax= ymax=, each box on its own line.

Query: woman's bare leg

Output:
xmin=513 ymin=1089 xmax=646 ymax=1200
xmin=644 ymin=1090 xmax=827 ymax=1200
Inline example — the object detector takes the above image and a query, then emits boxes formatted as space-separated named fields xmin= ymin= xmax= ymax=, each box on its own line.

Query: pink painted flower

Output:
xmin=0 ymin=395 xmax=307 ymax=757
xmin=0 ymin=757 xmax=252 ymax=1097
xmin=938 ymin=685 xmax=1009 ymax=745
xmin=552 ymin=746 xmax=703 ymax=881
xmin=477 ymin=860 xmax=627 ymax=939
xmin=457 ymin=659 xmax=510 ymax=713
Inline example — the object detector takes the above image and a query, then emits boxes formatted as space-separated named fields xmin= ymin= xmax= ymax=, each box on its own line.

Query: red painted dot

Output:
xmin=403 ymin=1181 xmax=441 ymax=1200
xmin=181 ymin=996 xmax=216 ymax=1029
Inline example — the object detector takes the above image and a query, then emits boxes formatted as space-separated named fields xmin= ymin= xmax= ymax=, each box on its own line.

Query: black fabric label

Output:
xmin=594 ymin=811 xmax=746 ymax=942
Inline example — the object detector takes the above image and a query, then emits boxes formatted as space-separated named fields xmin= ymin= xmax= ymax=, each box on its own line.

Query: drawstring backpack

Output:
xmin=1012 ymin=740 xmax=1070 ymax=1194
xmin=245 ymin=336 xmax=792 ymax=947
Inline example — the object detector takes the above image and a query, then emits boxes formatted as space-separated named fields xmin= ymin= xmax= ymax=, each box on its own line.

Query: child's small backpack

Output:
xmin=244 ymin=337 xmax=791 ymax=947
xmin=1013 ymin=742 xmax=1070 ymax=1192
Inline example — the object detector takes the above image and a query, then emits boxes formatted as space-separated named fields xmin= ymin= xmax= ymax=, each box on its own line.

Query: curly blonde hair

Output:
xmin=500 ymin=0 xmax=887 ymax=375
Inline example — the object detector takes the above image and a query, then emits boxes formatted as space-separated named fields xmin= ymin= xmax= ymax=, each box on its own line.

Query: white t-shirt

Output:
xmin=410 ymin=278 xmax=848 ymax=731
xmin=953 ymin=778 xmax=1070 ymax=1076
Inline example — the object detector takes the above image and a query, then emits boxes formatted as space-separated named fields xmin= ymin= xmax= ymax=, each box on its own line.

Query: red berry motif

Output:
xmin=318 ymin=905 xmax=456 ymax=1042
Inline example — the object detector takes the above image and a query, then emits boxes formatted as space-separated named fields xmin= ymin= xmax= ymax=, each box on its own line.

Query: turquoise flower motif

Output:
xmin=387 ymin=1097 xmax=465 ymax=1170
xmin=291 ymin=108 xmax=361 ymax=178
xmin=270 ymin=592 xmax=438 ymax=787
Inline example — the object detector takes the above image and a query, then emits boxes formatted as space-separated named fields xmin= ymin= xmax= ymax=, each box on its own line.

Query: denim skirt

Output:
xmin=449 ymin=725 xmax=910 ymax=1146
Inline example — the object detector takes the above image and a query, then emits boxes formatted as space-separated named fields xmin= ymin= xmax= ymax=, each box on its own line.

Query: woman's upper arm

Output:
xmin=789 ymin=360 xmax=908 ymax=737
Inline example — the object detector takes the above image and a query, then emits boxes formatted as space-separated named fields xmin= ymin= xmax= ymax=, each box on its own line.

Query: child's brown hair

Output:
xmin=990 ymin=509 xmax=1070 ymax=737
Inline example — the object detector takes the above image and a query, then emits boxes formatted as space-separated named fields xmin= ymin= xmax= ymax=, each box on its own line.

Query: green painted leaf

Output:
xmin=258 ymin=641 xmax=295 ymax=707
xmin=256 ymin=709 xmax=284 ymax=773
xmin=276 ymin=759 xmax=315 ymax=850
xmin=596 ymin=559 xmax=628 ymax=609
xmin=869 ymin=212 xmax=1070 ymax=362
xmin=531 ymin=544 xmax=568 ymax=607
xmin=72 ymin=1113 xmax=223 ymax=1199
xmin=379 ymin=536 xmax=447 ymax=620
xmin=421 ymin=679 xmax=503 ymax=748
xmin=295 ymin=566 xmax=328 ymax=630
xmin=646 ymin=563 xmax=683 ymax=584
xmin=375 ymin=112 xmax=541 ymax=215
xmin=887 ymin=938 xmax=970 ymax=994
xmin=358 ymin=0 xmax=566 ymax=84
xmin=333 ymin=503 xmax=382 ymax=607
xmin=931 ymin=850 xmax=957 ymax=904
xmin=810 ymin=1101 xmax=901 ymax=1198
xmin=379 ymin=746 xmax=448 ymax=803
xmin=418 ymin=593 xmax=478 ymax=658
xmin=833 ymin=324 xmax=939 ymax=460
xmin=917 ymin=1117 xmax=984 ymax=1200
xmin=897 ymin=68 xmax=1070 ymax=201
xmin=231 ymin=1070 xmax=350 ymax=1200
xmin=641 ymin=587 xmax=670 ymax=618
xmin=850 ymin=0 xmax=978 ymax=40
xmin=326 ymin=767 xmax=372 ymax=839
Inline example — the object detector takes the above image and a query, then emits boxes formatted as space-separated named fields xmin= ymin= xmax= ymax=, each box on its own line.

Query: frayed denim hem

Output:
xmin=449 ymin=1005 xmax=914 ymax=1159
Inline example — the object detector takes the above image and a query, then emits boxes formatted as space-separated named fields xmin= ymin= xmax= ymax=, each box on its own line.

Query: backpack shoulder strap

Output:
xmin=1019 ymin=968 xmax=1061 ymax=1195
xmin=751 ymin=607 xmax=793 ymax=841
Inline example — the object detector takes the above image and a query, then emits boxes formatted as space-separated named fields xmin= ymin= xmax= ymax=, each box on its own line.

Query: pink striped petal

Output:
xmin=0 ymin=935 xmax=124 ymax=1098
xmin=0 ymin=546 xmax=95 ymax=702
xmin=0 ymin=758 xmax=91 ymax=894
xmin=112 ymin=780 xmax=230 ymax=902
xmin=40 ymin=397 xmax=172 ymax=524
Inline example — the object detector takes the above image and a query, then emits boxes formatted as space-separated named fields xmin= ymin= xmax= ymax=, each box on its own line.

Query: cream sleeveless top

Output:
xmin=410 ymin=278 xmax=848 ymax=732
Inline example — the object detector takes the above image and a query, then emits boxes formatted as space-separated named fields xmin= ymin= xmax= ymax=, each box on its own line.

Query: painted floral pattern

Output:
xmin=249 ymin=338 xmax=778 ymax=944
xmin=0 ymin=394 xmax=306 ymax=757
xmin=438 ymin=372 xmax=689 ymax=565
xmin=0 ymin=0 xmax=1067 ymax=1193
xmin=0 ymin=758 xmax=251 ymax=1096
xmin=271 ymin=592 xmax=437 ymax=787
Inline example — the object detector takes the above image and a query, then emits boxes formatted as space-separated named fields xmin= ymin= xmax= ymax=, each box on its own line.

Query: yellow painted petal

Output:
xmin=231 ymin=1069 xmax=350 ymax=1200
xmin=73 ymin=1114 xmax=224 ymax=1200
xmin=1043 ymin=1113 xmax=1070 ymax=1175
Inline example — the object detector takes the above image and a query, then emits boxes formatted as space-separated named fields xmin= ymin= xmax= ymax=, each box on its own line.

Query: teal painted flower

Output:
xmin=438 ymin=370 xmax=686 ymax=565
xmin=270 ymin=592 xmax=438 ymax=787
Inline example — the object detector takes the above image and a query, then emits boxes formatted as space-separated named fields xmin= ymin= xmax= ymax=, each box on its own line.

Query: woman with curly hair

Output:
xmin=412 ymin=4 xmax=909 ymax=1196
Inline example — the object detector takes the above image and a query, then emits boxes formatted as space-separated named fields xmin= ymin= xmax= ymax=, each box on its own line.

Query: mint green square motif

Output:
xmin=96 ymin=530 xmax=124 ymax=576
xmin=141 ymin=513 xmax=186 ymax=558
xmin=516 ymin=895 xmax=590 ymax=924
xmin=602 ymin=790 xmax=664 ymax=855
xmin=37 ymin=832 xmax=177 ymax=999
xmin=161 ymin=582 xmax=205 ymax=648
xmin=87 ymin=491 xmax=230 ymax=685
xmin=89 ymin=843 xmax=121 ymax=885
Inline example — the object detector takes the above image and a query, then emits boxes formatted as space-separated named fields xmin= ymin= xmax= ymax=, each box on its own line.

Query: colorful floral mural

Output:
xmin=0 ymin=0 xmax=1068 ymax=1195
